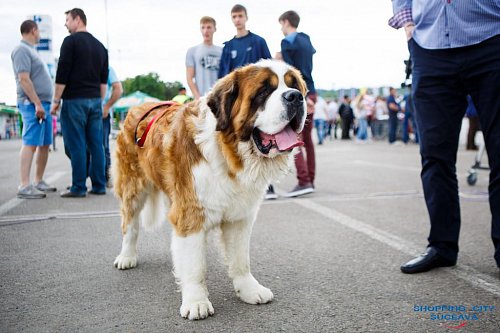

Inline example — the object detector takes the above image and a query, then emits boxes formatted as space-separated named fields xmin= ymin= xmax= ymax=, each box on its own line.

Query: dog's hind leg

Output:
xmin=171 ymin=230 xmax=214 ymax=320
xmin=114 ymin=190 xmax=147 ymax=270
xmin=221 ymin=219 xmax=274 ymax=304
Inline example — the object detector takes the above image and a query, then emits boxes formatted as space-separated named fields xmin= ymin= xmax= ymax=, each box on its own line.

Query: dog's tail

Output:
xmin=140 ymin=190 xmax=166 ymax=230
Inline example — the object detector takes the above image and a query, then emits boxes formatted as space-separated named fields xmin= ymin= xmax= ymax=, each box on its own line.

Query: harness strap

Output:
xmin=134 ymin=101 xmax=178 ymax=148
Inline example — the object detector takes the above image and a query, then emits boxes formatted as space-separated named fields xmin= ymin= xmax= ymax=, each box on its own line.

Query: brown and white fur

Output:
xmin=112 ymin=59 xmax=308 ymax=320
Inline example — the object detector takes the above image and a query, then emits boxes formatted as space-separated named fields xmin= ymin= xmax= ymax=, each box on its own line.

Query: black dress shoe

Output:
xmin=88 ymin=189 xmax=106 ymax=195
xmin=60 ymin=190 xmax=86 ymax=198
xmin=401 ymin=247 xmax=456 ymax=274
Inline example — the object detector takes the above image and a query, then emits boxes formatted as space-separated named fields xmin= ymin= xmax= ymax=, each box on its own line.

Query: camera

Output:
xmin=401 ymin=57 xmax=412 ymax=88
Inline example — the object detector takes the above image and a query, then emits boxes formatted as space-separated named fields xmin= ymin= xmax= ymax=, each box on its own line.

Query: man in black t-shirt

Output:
xmin=51 ymin=8 xmax=109 ymax=198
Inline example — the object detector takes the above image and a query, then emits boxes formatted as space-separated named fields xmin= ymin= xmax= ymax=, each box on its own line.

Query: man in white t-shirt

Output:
xmin=186 ymin=16 xmax=222 ymax=100
xmin=312 ymin=96 xmax=329 ymax=145
xmin=326 ymin=98 xmax=339 ymax=139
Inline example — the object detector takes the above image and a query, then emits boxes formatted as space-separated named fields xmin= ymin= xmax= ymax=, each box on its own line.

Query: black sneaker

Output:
xmin=265 ymin=185 xmax=278 ymax=200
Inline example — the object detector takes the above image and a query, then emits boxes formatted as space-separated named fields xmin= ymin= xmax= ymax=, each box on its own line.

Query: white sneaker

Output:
xmin=17 ymin=184 xmax=46 ymax=199
xmin=34 ymin=180 xmax=57 ymax=192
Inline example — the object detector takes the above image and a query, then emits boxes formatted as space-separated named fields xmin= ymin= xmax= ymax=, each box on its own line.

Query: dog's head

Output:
xmin=207 ymin=59 xmax=308 ymax=158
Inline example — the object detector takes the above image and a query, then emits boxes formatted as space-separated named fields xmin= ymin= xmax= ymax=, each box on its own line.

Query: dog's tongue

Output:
xmin=261 ymin=126 xmax=303 ymax=151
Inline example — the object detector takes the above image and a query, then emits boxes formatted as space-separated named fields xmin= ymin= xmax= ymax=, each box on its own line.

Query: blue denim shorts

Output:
xmin=18 ymin=101 xmax=53 ymax=146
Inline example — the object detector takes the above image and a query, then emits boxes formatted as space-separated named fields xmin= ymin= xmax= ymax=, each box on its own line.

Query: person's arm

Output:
xmin=50 ymin=83 xmax=65 ymax=115
xmin=388 ymin=100 xmax=400 ymax=112
xmin=52 ymin=37 xmax=72 ymax=114
xmin=388 ymin=0 xmax=415 ymax=40
xmin=323 ymin=105 xmax=330 ymax=121
xmin=100 ymin=84 xmax=107 ymax=100
xmin=18 ymin=72 xmax=45 ymax=120
xmin=101 ymin=50 xmax=109 ymax=101
xmin=280 ymin=40 xmax=295 ymax=65
xmin=103 ymin=81 xmax=122 ymax=118
xmin=218 ymin=44 xmax=230 ymax=79
xmin=260 ymin=37 xmax=272 ymax=60
xmin=186 ymin=67 xmax=201 ymax=100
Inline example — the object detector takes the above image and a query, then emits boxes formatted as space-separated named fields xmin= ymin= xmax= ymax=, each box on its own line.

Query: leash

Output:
xmin=134 ymin=101 xmax=178 ymax=148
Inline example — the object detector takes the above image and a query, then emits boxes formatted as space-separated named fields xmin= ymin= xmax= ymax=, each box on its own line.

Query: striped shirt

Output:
xmin=389 ymin=0 xmax=500 ymax=49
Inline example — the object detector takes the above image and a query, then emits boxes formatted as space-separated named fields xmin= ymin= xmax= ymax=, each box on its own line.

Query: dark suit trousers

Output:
xmin=410 ymin=35 xmax=500 ymax=265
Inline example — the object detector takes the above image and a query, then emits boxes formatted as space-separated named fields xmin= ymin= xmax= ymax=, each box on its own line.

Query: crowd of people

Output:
xmin=311 ymin=87 xmax=418 ymax=146
xmin=9 ymin=3 xmax=500 ymax=274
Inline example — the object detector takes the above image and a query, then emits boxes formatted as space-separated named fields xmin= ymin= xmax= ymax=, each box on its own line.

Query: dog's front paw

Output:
xmin=113 ymin=254 xmax=137 ymax=270
xmin=237 ymin=284 xmax=274 ymax=304
xmin=234 ymin=275 xmax=274 ymax=304
xmin=180 ymin=299 xmax=214 ymax=320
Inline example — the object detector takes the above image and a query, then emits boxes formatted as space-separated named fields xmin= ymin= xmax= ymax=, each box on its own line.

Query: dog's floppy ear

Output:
xmin=207 ymin=72 xmax=239 ymax=131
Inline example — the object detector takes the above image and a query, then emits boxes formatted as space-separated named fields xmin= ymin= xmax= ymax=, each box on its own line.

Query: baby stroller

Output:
xmin=467 ymin=141 xmax=489 ymax=186
xmin=465 ymin=95 xmax=489 ymax=186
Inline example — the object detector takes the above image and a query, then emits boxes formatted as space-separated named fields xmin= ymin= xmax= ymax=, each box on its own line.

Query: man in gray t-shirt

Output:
xmin=11 ymin=20 xmax=56 ymax=199
xmin=186 ymin=16 xmax=222 ymax=100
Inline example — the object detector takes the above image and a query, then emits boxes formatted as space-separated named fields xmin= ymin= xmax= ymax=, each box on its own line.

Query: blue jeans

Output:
xmin=60 ymin=98 xmax=106 ymax=194
xmin=402 ymin=111 xmax=419 ymax=143
xmin=314 ymin=119 xmax=326 ymax=144
xmin=356 ymin=118 xmax=368 ymax=140
xmin=371 ymin=119 xmax=386 ymax=139
xmin=388 ymin=113 xmax=399 ymax=143
xmin=410 ymin=35 xmax=500 ymax=264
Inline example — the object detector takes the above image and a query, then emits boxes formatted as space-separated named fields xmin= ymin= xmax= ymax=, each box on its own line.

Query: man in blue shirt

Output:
xmin=389 ymin=1 xmax=500 ymax=273
xmin=218 ymin=4 xmax=271 ymax=78
xmin=386 ymin=87 xmax=401 ymax=144
xmin=102 ymin=67 xmax=122 ymax=187
xmin=276 ymin=10 xmax=316 ymax=199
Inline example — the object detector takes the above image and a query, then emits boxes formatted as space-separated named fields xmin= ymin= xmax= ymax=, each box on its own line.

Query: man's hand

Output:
xmin=50 ymin=101 xmax=60 ymax=115
xmin=35 ymin=103 xmax=46 ymax=120
xmin=103 ymin=104 xmax=110 ymax=119
xmin=404 ymin=23 xmax=415 ymax=41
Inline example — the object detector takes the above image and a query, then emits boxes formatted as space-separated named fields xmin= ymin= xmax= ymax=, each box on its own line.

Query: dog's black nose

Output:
xmin=282 ymin=90 xmax=303 ymax=106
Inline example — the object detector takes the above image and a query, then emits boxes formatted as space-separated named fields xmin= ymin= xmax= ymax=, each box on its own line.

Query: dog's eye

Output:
xmin=258 ymin=89 xmax=268 ymax=98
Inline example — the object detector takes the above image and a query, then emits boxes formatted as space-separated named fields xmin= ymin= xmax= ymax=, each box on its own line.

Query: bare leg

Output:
xmin=19 ymin=145 xmax=36 ymax=187
xmin=34 ymin=145 xmax=50 ymax=183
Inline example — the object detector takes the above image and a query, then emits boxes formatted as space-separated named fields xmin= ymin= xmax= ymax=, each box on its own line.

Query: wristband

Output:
xmin=53 ymin=99 xmax=61 ymax=104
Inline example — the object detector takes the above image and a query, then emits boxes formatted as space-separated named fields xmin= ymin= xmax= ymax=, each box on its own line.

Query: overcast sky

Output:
xmin=0 ymin=0 xmax=408 ymax=105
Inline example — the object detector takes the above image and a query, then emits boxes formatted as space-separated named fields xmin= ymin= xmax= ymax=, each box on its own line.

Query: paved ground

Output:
xmin=0 ymin=132 xmax=498 ymax=333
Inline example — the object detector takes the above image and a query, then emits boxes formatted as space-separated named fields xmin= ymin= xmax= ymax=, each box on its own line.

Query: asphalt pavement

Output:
xmin=0 ymin=131 xmax=499 ymax=333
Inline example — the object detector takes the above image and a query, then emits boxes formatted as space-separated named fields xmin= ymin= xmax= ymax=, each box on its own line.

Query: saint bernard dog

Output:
xmin=112 ymin=59 xmax=308 ymax=320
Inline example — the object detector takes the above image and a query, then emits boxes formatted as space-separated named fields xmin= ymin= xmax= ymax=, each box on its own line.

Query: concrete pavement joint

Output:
xmin=0 ymin=210 xmax=119 ymax=227
xmin=0 ymin=171 xmax=67 ymax=216
xmin=295 ymin=198 xmax=500 ymax=297
xmin=353 ymin=159 xmax=421 ymax=172
xmin=352 ymin=160 xmax=480 ymax=182
xmin=263 ymin=188 xmax=486 ymax=205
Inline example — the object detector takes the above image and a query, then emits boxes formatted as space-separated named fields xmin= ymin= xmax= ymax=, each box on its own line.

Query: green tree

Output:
xmin=165 ymin=81 xmax=184 ymax=100
xmin=122 ymin=72 xmax=184 ymax=100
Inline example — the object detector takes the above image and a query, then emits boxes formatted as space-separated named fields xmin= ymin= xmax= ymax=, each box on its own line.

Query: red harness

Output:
xmin=134 ymin=101 xmax=178 ymax=148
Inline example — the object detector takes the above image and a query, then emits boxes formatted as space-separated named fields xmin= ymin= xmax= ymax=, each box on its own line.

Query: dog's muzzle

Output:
xmin=282 ymin=90 xmax=305 ymax=132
